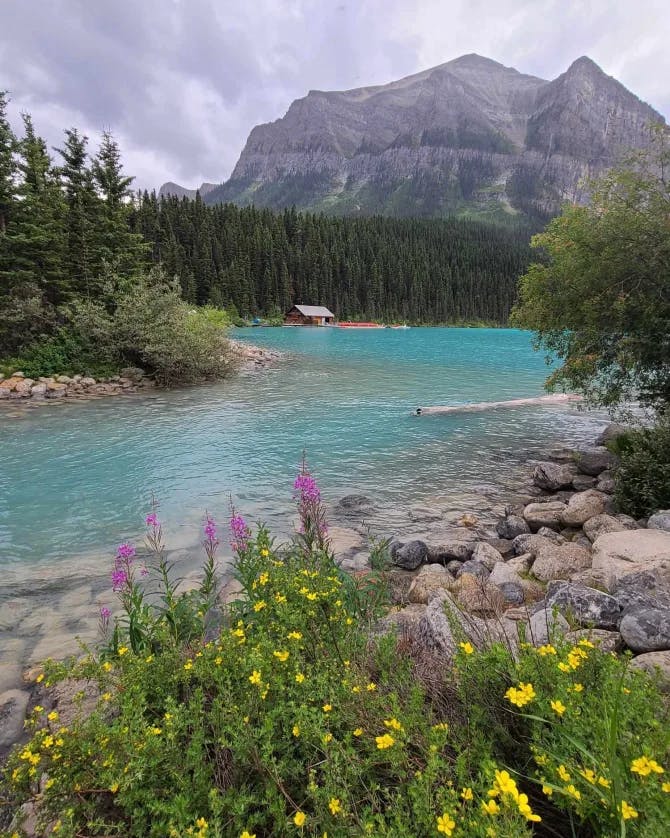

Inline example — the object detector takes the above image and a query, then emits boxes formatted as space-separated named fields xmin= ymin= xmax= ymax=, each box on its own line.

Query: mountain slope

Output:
xmin=200 ymin=54 xmax=664 ymax=222
xmin=158 ymin=181 xmax=218 ymax=200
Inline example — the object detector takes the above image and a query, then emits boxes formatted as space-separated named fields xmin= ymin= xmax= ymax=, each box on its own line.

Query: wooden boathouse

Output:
xmin=284 ymin=305 xmax=335 ymax=326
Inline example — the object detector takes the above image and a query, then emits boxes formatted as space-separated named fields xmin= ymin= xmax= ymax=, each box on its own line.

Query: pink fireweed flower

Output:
xmin=204 ymin=516 xmax=217 ymax=541
xmin=293 ymin=473 xmax=321 ymax=503
xmin=111 ymin=568 xmax=128 ymax=591
xmin=145 ymin=512 xmax=159 ymax=528
xmin=100 ymin=606 xmax=111 ymax=622
xmin=116 ymin=543 xmax=136 ymax=561
xmin=230 ymin=514 xmax=250 ymax=552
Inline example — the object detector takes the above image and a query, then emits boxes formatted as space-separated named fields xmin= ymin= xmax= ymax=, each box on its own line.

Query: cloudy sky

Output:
xmin=2 ymin=0 xmax=668 ymax=191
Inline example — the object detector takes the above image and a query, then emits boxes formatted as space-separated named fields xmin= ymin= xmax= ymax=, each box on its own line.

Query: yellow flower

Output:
xmin=461 ymin=787 xmax=474 ymax=801
xmin=150 ymin=726 xmax=162 ymax=735
xmin=630 ymin=755 xmax=665 ymax=776
xmin=273 ymin=650 xmax=290 ymax=662
xmin=240 ymin=831 xmax=257 ymax=838
xmin=375 ymin=733 xmax=395 ymax=749
xmin=102 ymin=692 xmax=112 ymax=702
xmin=295 ymin=673 xmax=305 ymax=683
xmin=351 ymin=685 xmax=361 ymax=693
xmin=102 ymin=661 xmax=113 ymax=672
xmin=328 ymin=798 xmax=342 ymax=815
xmin=323 ymin=703 xmax=333 ymax=712
xmin=249 ymin=670 xmax=262 ymax=685
xmin=564 ymin=784 xmax=581 ymax=800
xmin=292 ymin=725 xmax=300 ymax=737
xmin=436 ymin=812 xmax=456 ymax=834
xmin=294 ymin=811 xmax=306 ymax=826
xmin=534 ymin=754 xmax=548 ymax=766
xmin=36 ymin=673 xmax=44 ymax=683
xmin=109 ymin=782 xmax=119 ymax=793
xmin=580 ymin=768 xmax=596 ymax=784
xmin=353 ymin=727 xmax=363 ymax=737
xmin=275 ymin=593 xmax=287 ymax=603
xmin=33 ymin=705 xmax=44 ymax=714
xmin=621 ymin=801 xmax=638 ymax=820
xmin=558 ymin=662 xmax=571 ymax=673
xmin=260 ymin=548 xmax=269 ymax=557
xmin=383 ymin=717 xmax=403 ymax=731
xmin=323 ymin=732 xmax=333 ymax=744
xmin=537 ymin=644 xmax=557 ymax=656
xmin=557 ymin=765 xmax=571 ymax=782
xmin=598 ymin=776 xmax=611 ymax=788
xmin=550 ymin=699 xmax=566 ymax=716
xmin=505 ymin=682 xmax=536 ymax=708
xmin=572 ymin=683 xmax=584 ymax=692
xmin=459 ymin=641 xmax=474 ymax=655
xmin=52 ymin=820 xmax=62 ymax=833
xmin=183 ymin=660 xmax=193 ymax=671
xmin=517 ymin=793 xmax=541 ymax=822
xmin=662 ymin=781 xmax=670 ymax=793
xmin=47 ymin=711 xmax=59 ymax=722
xmin=366 ymin=682 xmax=377 ymax=692
xmin=288 ymin=631 xmax=303 ymax=640
xmin=253 ymin=600 xmax=266 ymax=612
xmin=578 ymin=638 xmax=595 ymax=649
xmin=145 ymin=654 xmax=154 ymax=663
xmin=481 ymin=799 xmax=500 ymax=815
xmin=542 ymin=784 xmax=553 ymax=797
xmin=117 ymin=646 xmax=129 ymax=656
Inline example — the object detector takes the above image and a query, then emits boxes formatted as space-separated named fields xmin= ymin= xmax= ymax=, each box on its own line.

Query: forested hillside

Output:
xmin=131 ymin=195 xmax=533 ymax=323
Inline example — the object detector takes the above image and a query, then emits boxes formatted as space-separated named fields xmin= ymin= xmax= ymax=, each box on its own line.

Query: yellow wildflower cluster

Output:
xmin=485 ymin=769 xmax=541 ymax=823
xmin=504 ymin=682 xmax=536 ymax=708
xmin=630 ymin=755 xmax=665 ymax=777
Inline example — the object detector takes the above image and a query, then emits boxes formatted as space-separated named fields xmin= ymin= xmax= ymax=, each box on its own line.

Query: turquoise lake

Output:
xmin=0 ymin=327 xmax=606 ymax=576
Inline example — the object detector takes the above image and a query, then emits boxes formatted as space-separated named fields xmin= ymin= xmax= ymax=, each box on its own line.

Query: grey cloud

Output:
xmin=1 ymin=0 xmax=667 ymax=191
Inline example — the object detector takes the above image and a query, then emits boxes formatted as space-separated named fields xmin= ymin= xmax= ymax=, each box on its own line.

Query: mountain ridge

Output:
xmin=161 ymin=54 xmax=665 ymax=222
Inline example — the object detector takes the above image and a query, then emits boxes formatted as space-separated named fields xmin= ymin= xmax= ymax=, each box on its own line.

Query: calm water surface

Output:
xmin=1 ymin=327 xmax=606 ymax=575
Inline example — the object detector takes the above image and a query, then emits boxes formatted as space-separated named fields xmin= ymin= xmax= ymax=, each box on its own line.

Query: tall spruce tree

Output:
xmin=0 ymin=91 xmax=18 ymax=237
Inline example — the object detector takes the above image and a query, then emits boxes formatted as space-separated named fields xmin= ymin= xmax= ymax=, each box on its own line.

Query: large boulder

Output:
xmin=496 ymin=515 xmax=530 ymax=540
xmin=628 ymin=651 xmax=670 ymax=692
xmin=533 ymin=462 xmax=576 ymax=491
xmin=489 ymin=561 xmax=524 ymax=588
xmin=595 ymin=423 xmax=629 ymax=447
xmin=334 ymin=495 xmax=376 ymax=517
xmin=648 ymin=511 xmax=670 ymax=532
xmin=426 ymin=541 xmax=473 ymax=563
xmin=546 ymin=581 xmax=621 ymax=629
xmin=583 ymin=514 xmax=627 ymax=543
xmin=591 ymin=530 xmax=670 ymax=591
xmin=453 ymin=575 xmax=506 ymax=616
xmin=0 ymin=689 xmax=30 ymax=751
xmin=523 ymin=501 xmax=567 ymax=532
xmin=392 ymin=540 xmax=428 ymax=570
xmin=574 ymin=446 xmax=618 ymax=476
xmin=512 ymin=533 xmax=555 ymax=557
xmin=531 ymin=543 xmax=592 ymax=583
xmin=612 ymin=570 xmax=670 ymax=613
xmin=572 ymin=474 xmax=597 ymax=491
xmin=619 ymin=608 xmax=670 ymax=653
xmin=596 ymin=471 xmax=616 ymax=495
xmin=560 ymin=490 xmax=606 ymax=527
xmin=529 ymin=607 xmax=569 ymax=646
xmin=471 ymin=542 xmax=503 ymax=570
xmin=408 ymin=565 xmax=453 ymax=604
xmin=456 ymin=560 xmax=490 ymax=581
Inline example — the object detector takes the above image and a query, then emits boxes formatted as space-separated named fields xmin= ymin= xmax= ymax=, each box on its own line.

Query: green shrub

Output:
xmin=612 ymin=419 xmax=670 ymax=517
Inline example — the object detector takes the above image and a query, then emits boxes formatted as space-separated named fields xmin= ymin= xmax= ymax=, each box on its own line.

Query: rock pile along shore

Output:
xmin=337 ymin=424 xmax=670 ymax=689
xmin=0 ymin=341 xmax=283 ymax=404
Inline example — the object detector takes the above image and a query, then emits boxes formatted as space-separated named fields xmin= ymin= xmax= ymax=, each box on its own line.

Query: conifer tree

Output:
xmin=0 ymin=91 xmax=18 ymax=237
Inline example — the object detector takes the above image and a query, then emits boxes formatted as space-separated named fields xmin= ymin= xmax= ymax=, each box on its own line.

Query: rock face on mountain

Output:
xmin=202 ymin=54 xmax=664 ymax=222
xmin=158 ymin=182 xmax=218 ymax=200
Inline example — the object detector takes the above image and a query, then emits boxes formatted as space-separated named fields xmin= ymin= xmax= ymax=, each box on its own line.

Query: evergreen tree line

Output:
xmin=1 ymin=93 xmax=533 ymax=366
xmin=131 ymin=195 xmax=533 ymax=323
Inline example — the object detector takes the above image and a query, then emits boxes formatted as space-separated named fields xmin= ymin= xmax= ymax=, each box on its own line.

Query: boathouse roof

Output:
xmin=291 ymin=305 xmax=335 ymax=318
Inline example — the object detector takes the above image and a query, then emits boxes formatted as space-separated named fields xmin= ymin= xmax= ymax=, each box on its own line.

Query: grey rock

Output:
xmin=531 ymin=543 xmax=592 ymax=582
xmin=529 ymin=607 xmax=570 ymax=646
xmin=408 ymin=565 xmax=453 ymax=604
xmin=496 ymin=514 xmax=530 ymax=539
xmin=30 ymin=382 xmax=47 ymax=396
xmin=533 ymin=461 xmax=575 ymax=491
xmin=615 ymin=514 xmax=639 ymax=529
xmin=500 ymin=582 xmax=525 ymax=605
xmin=446 ymin=560 xmax=463 ymax=575
xmin=591 ymin=529 xmax=670 ymax=591
xmin=620 ymin=608 xmax=670 ymax=653
xmin=506 ymin=552 xmax=533 ymax=574
xmin=392 ymin=540 xmax=428 ymax=570
xmin=596 ymin=471 xmax=616 ymax=494
xmin=561 ymin=490 xmax=606 ymax=526
xmin=595 ymin=423 xmax=629 ymax=447
xmin=613 ymin=570 xmax=670 ymax=613
xmin=471 ymin=541 xmax=503 ymax=570
xmin=426 ymin=541 xmax=473 ymax=563
xmin=572 ymin=474 xmax=597 ymax=491
xmin=456 ymin=560 xmax=490 ymax=580
xmin=628 ymin=651 xmax=670 ymax=692
xmin=648 ymin=510 xmax=670 ymax=532
xmin=485 ymin=537 xmax=514 ymax=557
xmin=489 ymin=561 xmax=524 ymax=587
xmin=537 ymin=527 xmax=565 ymax=544
xmin=0 ymin=688 xmax=30 ymax=751
xmin=583 ymin=514 xmax=627 ymax=543
xmin=546 ymin=581 xmax=621 ymax=629
xmin=512 ymin=533 xmax=555 ymax=557
xmin=334 ymin=494 xmax=376 ymax=516
xmin=375 ymin=603 xmax=427 ymax=637
xmin=523 ymin=500 xmax=567 ymax=531
xmin=574 ymin=446 xmax=618 ymax=476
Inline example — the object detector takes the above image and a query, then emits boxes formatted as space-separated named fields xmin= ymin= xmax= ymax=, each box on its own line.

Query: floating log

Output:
xmin=414 ymin=394 xmax=582 ymax=416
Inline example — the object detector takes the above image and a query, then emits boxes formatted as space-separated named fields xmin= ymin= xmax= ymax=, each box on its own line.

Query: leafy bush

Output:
xmin=4 ymin=473 xmax=670 ymax=837
xmin=612 ymin=418 xmax=670 ymax=517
